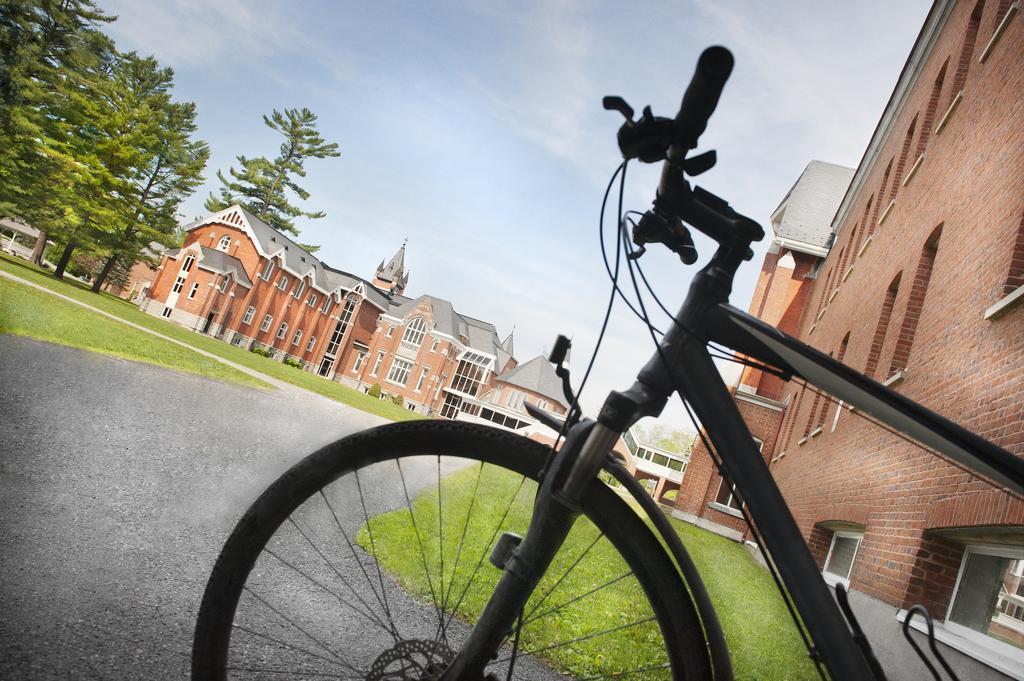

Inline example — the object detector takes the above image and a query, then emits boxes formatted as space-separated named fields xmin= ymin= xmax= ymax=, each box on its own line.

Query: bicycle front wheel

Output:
xmin=192 ymin=420 xmax=713 ymax=680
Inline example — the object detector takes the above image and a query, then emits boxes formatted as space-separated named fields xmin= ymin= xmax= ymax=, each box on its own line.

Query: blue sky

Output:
xmin=102 ymin=0 xmax=930 ymax=427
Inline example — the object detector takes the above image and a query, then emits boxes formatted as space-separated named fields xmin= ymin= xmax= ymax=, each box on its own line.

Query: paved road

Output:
xmin=0 ymin=336 xmax=395 ymax=678
xmin=0 ymin=336 xmax=563 ymax=680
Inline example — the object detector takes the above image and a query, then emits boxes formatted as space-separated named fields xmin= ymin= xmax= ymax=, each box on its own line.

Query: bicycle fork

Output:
xmin=438 ymin=420 xmax=615 ymax=680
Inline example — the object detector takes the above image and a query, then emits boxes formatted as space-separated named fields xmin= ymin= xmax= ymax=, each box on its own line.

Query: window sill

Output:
xmin=857 ymin=235 xmax=873 ymax=258
xmin=897 ymin=609 xmax=1024 ymax=679
xmin=984 ymin=284 xmax=1024 ymax=320
xmin=883 ymin=370 xmax=906 ymax=387
xmin=842 ymin=266 xmax=853 ymax=283
xmin=903 ymin=154 xmax=925 ymax=187
xmin=934 ymin=90 xmax=964 ymax=136
xmin=827 ymin=288 xmax=839 ymax=304
xmin=809 ymin=426 xmax=823 ymax=439
xmin=878 ymin=199 xmax=896 ymax=226
xmin=979 ymin=2 xmax=1019 ymax=63
xmin=708 ymin=502 xmax=744 ymax=518
xmin=798 ymin=437 xmax=808 ymax=446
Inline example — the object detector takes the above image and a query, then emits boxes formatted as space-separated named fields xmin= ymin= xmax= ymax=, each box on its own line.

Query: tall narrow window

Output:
xmin=242 ymin=306 xmax=255 ymax=325
xmin=371 ymin=351 xmax=385 ymax=376
xmin=187 ymin=282 xmax=200 ymax=299
xmin=916 ymin=61 xmax=948 ymax=156
xmin=865 ymin=273 xmax=902 ymax=379
xmin=293 ymin=280 xmax=306 ymax=299
xmin=414 ymin=366 xmax=429 ymax=392
xmin=305 ymin=336 xmax=316 ymax=353
xmin=891 ymin=115 xmax=918 ymax=194
xmin=277 ymin=275 xmax=288 ymax=291
xmin=868 ymin=160 xmax=893 ymax=237
xmin=950 ymin=1 xmax=985 ymax=99
xmin=853 ymin=196 xmax=874 ymax=257
xmin=172 ymin=276 xmax=186 ymax=294
xmin=292 ymin=329 xmax=303 ymax=346
xmin=1003 ymin=213 xmax=1024 ymax=296
xmin=181 ymin=255 xmax=195 ymax=272
xmin=321 ymin=295 xmax=332 ymax=314
xmin=260 ymin=314 xmax=273 ymax=332
xmin=890 ymin=226 xmax=941 ymax=375
xmin=260 ymin=259 xmax=275 ymax=281
xmin=276 ymin=322 xmax=288 ymax=340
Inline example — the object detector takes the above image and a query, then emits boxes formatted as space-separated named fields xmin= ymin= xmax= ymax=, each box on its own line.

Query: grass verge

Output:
xmin=360 ymin=463 xmax=817 ymax=681
xmin=0 ymin=252 xmax=421 ymax=422
xmin=0 ymin=277 xmax=271 ymax=390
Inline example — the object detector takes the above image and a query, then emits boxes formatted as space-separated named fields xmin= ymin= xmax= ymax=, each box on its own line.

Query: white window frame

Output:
xmin=242 ymin=306 xmax=255 ymax=325
xmin=260 ymin=314 xmax=273 ymax=332
xmin=430 ymin=339 xmax=439 ymax=352
xmin=386 ymin=357 xmax=413 ymax=386
xmin=507 ymin=390 xmax=525 ymax=411
xmin=187 ymin=282 xmax=200 ymax=299
xmin=276 ymin=322 xmax=288 ymax=340
xmin=172 ymin=276 xmax=186 ymax=294
xmin=293 ymin=279 xmax=306 ymax=299
xmin=385 ymin=325 xmax=393 ymax=338
xmin=321 ymin=295 xmax=332 ymax=314
xmin=277 ymin=275 xmax=288 ymax=291
xmin=942 ymin=544 xmax=1024 ymax=669
xmin=217 ymin=235 xmax=231 ymax=252
xmin=353 ymin=347 xmax=368 ymax=372
xmin=181 ymin=254 xmax=195 ymax=272
xmin=305 ymin=335 xmax=316 ymax=352
xmin=218 ymin=276 xmax=228 ymax=293
xmin=371 ymin=351 xmax=385 ymax=377
xmin=260 ymin=259 xmax=275 ymax=281
xmin=161 ymin=306 xmax=172 ymax=318
xmin=307 ymin=292 xmax=317 ymax=308
xmin=401 ymin=316 xmax=427 ymax=347
xmin=822 ymin=531 xmax=863 ymax=589
xmin=292 ymin=329 xmax=302 ymax=346
xmin=414 ymin=366 xmax=429 ymax=392
xmin=710 ymin=477 xmax=744 ymax=517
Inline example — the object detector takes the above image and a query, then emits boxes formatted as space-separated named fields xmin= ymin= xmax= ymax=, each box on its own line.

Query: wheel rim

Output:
xmin=195 ymin=425 xmax=689 ymax=681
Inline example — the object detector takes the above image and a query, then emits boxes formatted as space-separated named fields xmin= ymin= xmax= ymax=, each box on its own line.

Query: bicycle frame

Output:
xmin=442 ymin=243 xmax=1024 ymax=681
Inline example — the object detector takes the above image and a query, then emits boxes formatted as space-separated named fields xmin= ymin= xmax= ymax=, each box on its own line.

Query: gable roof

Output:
xmin=770 ymin=161 xmax=854 ymax=255
xmin=197 ymin=246 xmax=252 ymax=287
xmin=185 ymin=205 xmax=390 ymax=310
xmin=496 ymin=355 xmax=568 ymax=407
xmin=386 ymin=294 xmax=509 ymax=360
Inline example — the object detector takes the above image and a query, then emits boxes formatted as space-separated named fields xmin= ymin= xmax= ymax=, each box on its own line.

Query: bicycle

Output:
xmin=191 ymin=46 xmax=1024 ymax=681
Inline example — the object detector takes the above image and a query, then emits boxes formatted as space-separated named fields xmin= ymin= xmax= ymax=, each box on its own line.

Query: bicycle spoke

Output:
xmin=395 ymin=458 xmax=444 ymax=631
xmin=224 ymin=665 xmax=360 ymax=679
xmin=492 ymin=616 xmax=656 ymax=663
xmin=285 ymin=516 xmax=396 ymax=638
xmin=440 ymin=462 xmax=484 ymax=618
xmin=260 ymin=546 xmax=394 ymax=637
xmin=523 ymin=570 xmax=634 ymax=627
xmin=444 ymin=474 xmax=528 ymax=631
xmin=521 ymin=530 xmax=605 ymax=623
xmin=231 ymin=622 xmax=352 ymax=669
xmin=318 ymin=488 xmax=399 ymax=638
xmin=354 ymin=468 xmax=395 ymax=632
xmin=241 ymin=586 xmax=361 ymax=676
xmin=577 ymin=662 xmax=672 ymax=680
xmin=436 ymin=455 xmax=446 ymax=642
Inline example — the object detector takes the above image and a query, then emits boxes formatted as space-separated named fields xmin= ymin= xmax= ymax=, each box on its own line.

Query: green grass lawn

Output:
xmin=361 ymin=464 xmax=817 ymax=681
xmin=0 ymin=277 xmax=271 ymax=390
xmin=0 ymin=252 xmax=421 ymax=422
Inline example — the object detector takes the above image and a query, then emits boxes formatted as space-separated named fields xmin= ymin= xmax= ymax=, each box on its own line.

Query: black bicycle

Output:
xmin=191 ymin=47 xmax=1024 ymax=681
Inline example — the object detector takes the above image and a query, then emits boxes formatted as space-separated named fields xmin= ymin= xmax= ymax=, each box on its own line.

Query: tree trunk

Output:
xmin=31 ymin=230 xmax=48 ymax=266
xmin=92 ymin=252 xmax=119 ymax=292
xmin=53 ymin=240 xmax=77 ymax=279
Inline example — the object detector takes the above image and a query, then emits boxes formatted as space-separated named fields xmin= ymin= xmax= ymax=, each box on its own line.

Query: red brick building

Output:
xmin=676 ymin=1 xmax=1023 ymax=677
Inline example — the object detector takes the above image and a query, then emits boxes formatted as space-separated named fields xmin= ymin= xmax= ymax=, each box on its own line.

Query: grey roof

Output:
xmin=377 ymin=243 xmax=406 ymax=282
xmin=496 ymin=356 xmax=568 ymax=408
xmin=388 ymin=295 xmax=507 ymax=359
xmin=196 ymin=205 xmax=390 ymax=309
xmin=771 ymin=161 xmax=855 ymax=250
xmin=197 ymin=246 xmax=253 ymax=287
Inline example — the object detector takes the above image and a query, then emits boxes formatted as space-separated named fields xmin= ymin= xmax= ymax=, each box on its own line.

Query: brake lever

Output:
xmin=628 ymin=212 xmax=698 ymax=264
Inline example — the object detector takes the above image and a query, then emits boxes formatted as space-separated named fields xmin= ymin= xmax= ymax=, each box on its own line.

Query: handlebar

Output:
xmin=674 ymin=46 xmax=734 ymax=152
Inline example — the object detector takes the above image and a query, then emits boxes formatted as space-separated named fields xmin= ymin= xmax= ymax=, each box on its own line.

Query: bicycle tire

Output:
xmin=192 ymin=420 xmax=714 ymax=680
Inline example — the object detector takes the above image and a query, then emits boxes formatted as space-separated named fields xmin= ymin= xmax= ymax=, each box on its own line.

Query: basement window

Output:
xmin=823 ymin=531 xmax=863 ymax=588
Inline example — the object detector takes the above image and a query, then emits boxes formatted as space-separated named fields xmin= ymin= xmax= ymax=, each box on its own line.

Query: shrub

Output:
xmin=282 ymin=356 xmax=303 ymax=369
xmin=367 ymin=383 xmax=382 ymax=398
xmin=249 ymin=345 xmax=275 ymax=358
xmin=391 ymin=394 xmax=404 ymax=406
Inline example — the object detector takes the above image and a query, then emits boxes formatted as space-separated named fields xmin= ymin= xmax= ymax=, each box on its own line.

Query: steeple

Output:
xmin=372 ymin=240 xmax=409 ymax=295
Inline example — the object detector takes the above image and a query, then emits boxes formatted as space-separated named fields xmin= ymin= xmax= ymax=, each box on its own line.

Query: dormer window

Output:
xmin=260 ymin=259 xmax=275 ymax=281
xmin=277 ymin=275 xmax=289 ymax=291
xmin=293 ymin=279 xmax=306 ymax=299
xmin=217 ymin=235 xmax=231 ymax=252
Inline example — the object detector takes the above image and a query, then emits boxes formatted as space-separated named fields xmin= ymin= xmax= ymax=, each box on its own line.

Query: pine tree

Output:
xmin=0 ymin=0 xmax=114 ymax=266
xmin=205 ymin=108 xmax=339 ymax=249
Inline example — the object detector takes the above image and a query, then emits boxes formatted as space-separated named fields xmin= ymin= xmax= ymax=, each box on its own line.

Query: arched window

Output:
xmin=890 ymin=225 xmax=942 ymax=374
xmin=916 ymin=61 xmax=948 ymax=156
xmin=401 ymin=316 xmax=427 ymax=347
xmin=891 ymin=115 xmax=918 ymax=194
xmin=868 ymin=160 xmax=893 ymax=238
xmin=950 ymin=1 xmax=985 ymax=99
xmin=217 ymin=235 xmax=231 ymax=252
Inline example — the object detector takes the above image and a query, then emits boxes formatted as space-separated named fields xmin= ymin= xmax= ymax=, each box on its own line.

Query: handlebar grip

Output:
xmin=675 ymin=46 xmax=734 ymax=150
